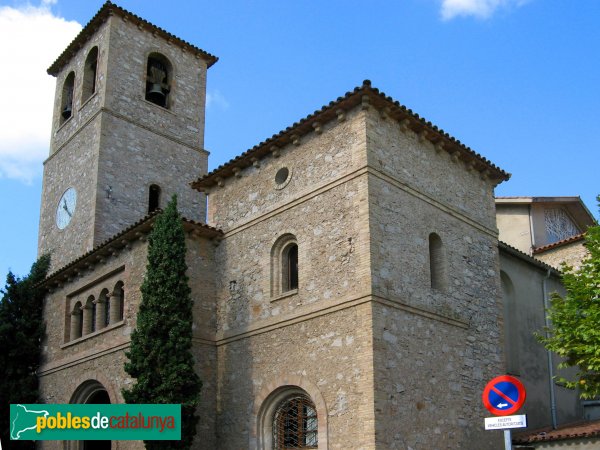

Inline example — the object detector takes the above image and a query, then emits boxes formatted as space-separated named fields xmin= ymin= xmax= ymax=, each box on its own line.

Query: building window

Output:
xmin=429 ymin=233 xmax=447 ymax=291
xmin=70 ymin=301 xmax=83 ymax=340
xmin=61 ymin=71 xmax=75 ymax=123
xmin=109 ymin=281 xmax=125 ymax=324
xmin=148 ymin=184 xmax=161 ymax=213
xmin=145 ymin=54 xmax=171 ymax=108
xmin=96 ymin=288 xmax=109 ymax=330
xmin=82 ymin=296 xmax=96 ymax=335
xmin=272 ymin=394 xmax=318 ymax=449
xmin=544 ymin=208 xmax=580 ymax=244
xmin=82 ymin=46 xmax=98 ymax=102
xmin=283 ymin=243 xmax=298 ymax=292
xmin=271 ymin=234 xmax=299 ymax=297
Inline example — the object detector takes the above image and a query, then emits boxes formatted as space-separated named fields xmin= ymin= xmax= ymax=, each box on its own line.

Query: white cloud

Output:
xmin=440 ymin=0 xmax=529 ymax=20
xmin=206 ymin=89 xmax=230 ymax=111
xmin=0 ymin=2 xmax=81 ymax=183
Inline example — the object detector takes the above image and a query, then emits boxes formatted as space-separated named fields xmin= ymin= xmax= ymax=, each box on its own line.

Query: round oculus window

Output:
xmin=274 ymin=167 xmax=292 ymax=189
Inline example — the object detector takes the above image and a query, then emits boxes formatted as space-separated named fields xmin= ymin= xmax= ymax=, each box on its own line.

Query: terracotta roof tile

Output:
xmin=41 ymin=211 xmax=223 ymax=286
xmin=47 ymin=1 xmax=217 ymax=76
xmin=533 ymin=233 xmax=586 ymax=254
xmin=498 ymin=241 xmax=560 ymax=275
xmin=191 ymin=80 xmax=510 ymax=190
xmin=513 ymin=419 xmax=600 ymax=444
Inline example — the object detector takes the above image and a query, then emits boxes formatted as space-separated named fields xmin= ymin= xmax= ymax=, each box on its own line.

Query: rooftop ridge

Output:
xmin=47 ymin=1 xmax=218 ymax=76
xmin=191 ymin=80 xmax=510 ymax=190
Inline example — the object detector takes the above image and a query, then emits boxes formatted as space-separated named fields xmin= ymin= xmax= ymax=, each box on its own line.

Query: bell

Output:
xmin=146 ymin=83 xmax=165 ymax=106
xmin=62 ymin=103 xmax=72 ymax=119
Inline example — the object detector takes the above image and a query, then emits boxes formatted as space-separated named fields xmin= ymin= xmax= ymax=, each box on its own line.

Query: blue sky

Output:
xmin=0 ymin=0 xmax=598 ymax=278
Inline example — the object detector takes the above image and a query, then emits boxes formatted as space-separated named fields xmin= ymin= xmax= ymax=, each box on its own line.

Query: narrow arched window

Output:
xmin=109 ymin=281 xmax=125 ymax=324
xmin=61 ymin=71 xmax=75 ymax=124
xmin=148 ymin=184 xmax=161 ymax=213
xmin=273 ymin=394 xmax=318 ymax=449
xmin=82 ymin=296 xmax=95 ymax=335
xmin=145 ymin=53 xmax=172 ymax=108
xmin=82 ymin=47 xmax=98 ymax=102
xmin=70 ymin=301 xmax=83 ymax=340
xmin=283 ymin=243 xmax=299 ymax=292
xmin=429 ymin=233 xmax=447 ymax=291
xmin=96 ymin=288 xmax=109 ymax=330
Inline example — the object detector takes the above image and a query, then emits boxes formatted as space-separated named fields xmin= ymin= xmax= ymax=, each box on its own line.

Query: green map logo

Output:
xmin=9 ymin=404 xmax=181 ymax=440
xmin=11 ymin=404 xmax=50 ymax=439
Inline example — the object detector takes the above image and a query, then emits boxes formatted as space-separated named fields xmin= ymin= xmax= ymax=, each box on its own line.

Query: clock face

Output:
xmin=56 ymin=187 xmax=77 ymax=230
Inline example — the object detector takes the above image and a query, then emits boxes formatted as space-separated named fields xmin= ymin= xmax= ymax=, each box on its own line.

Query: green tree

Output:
xmin=539 ymin=198 xmax=600 ymax=399
xmin=0 ymin=254 xmax=51 ymax=448
xmin=123 ymin=196 xmax=201 ymax=449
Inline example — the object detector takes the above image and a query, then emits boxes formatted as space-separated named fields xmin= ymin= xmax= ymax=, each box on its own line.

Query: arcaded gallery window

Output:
xmin=272 ymin=394 xmax=318 ymax=449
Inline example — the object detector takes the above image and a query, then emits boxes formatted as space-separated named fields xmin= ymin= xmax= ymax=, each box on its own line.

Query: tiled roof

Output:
xmin=47 ymin=1 xmax=218 ymax=76
xmin=513 ymin=420 xmax=600 ymax=444
xmin=41 ymin=211 xmax=223 ymax=287
xmin=533 ymin=233 xmax=586 ymax=254
xmin=498 ymin=241 xmax=560 ymax=275
xmin=191 ymin=80 xmax=510 ymax=190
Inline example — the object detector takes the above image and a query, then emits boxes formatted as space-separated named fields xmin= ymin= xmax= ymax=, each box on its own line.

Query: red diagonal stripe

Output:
xmin=491 ymin=386 xmax=516 ymax=405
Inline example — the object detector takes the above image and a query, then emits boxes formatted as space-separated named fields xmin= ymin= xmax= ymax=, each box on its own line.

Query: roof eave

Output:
xmin=47 ymin=1 xmax=218 ymax=76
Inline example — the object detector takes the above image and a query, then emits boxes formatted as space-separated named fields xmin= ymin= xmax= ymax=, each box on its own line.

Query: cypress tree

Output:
xmin=123 ymin=196 xmax=201 ymax=449
xmin=0 ymin=254 xmax=51 ymax=448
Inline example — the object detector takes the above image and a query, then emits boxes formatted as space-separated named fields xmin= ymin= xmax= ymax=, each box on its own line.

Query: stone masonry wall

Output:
xmin=365 ymin=108 xmax=505 ymax=448
xmin=106 ymin=16 xmax=209 ymax=150
xmin=39 ymin=233 xmax=217 ymax=449
xmin=207 ymin=108 xmax=367 ymax=231
xmin=217 ymin=304 xmax=375 ymax=450
xmin=38 ymin=117 xmax=102 ymax=273
xmin=535 ymin=240 xmax=589 ymax=271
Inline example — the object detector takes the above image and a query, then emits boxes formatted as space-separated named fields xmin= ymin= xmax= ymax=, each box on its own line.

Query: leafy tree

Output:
xmin=123 ymin=196 xmax=201 ymax=449
xmin=0 ymin=254 xmax=51 ymax=448
xmin=539 ymin=197 xmax=600 ymax=399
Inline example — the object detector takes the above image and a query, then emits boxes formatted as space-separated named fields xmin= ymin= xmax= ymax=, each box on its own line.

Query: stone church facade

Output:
xmin=35 ymin=2 xmax=585 ymax=449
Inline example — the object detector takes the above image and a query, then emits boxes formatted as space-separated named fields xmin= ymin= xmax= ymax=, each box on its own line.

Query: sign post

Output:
xmin=482 ymin=375 xmax=527 ymax=450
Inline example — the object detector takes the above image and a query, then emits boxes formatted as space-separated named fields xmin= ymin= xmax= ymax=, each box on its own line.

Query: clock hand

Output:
xmin=63 ymin=200 xmax=72 ymax=217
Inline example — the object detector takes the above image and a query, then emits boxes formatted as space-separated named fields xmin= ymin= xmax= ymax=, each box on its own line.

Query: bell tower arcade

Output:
xmin=37 ymin=2 xmax=217 ymax=271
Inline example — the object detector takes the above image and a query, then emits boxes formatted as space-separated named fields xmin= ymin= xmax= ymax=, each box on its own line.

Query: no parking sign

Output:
xmin=482 ymin=375 xmax=526 ymax=416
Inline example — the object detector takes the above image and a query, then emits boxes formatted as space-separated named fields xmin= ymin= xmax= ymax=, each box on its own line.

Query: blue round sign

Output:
xmin=482 ymin=375 xmax=526 ymax=416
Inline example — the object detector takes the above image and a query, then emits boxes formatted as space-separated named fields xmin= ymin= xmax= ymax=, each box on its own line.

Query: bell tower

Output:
xmin=37 ymin=2 xmax=217 ymax=271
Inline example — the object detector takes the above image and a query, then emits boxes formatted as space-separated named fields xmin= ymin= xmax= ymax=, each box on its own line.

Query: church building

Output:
xmin=36 ymin=2 xmax=590 ymax=449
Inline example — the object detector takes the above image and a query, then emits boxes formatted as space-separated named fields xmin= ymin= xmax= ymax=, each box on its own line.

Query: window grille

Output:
xmin=272 ymin=395 xmax=317 ymax=449
xmin=544 ymin=208 xmax=580 ymax=244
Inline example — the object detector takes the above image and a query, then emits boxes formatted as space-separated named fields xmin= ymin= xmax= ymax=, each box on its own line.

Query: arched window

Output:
xmin=109 ymin=281 xmax=125 ymax=324
xmin=273 ymin=394 xmax=318 ymax=449
xmin=61 ymin=71 xmax=75 ymax=123
xmin=145 ymin=53 xmax=172 ymax=108
xmin=283 ymin=243 xmax=298 ymax=292
xmin=148 ymin=184 xmax=161 ymax=213
xmin=96 ymin=288 xmax=109 ymax=330
xmin=429 ymin=233 xmax=447 ymax=291
xmin=82 ymin=296 xmax=96 ymax=335
xmin=82 ymin=46 xmax=98 ymax=102
xmin=271 ymin=234 xmax=299 ymax=297
xmin=70 ymin=301 xmax=83 ymax=340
